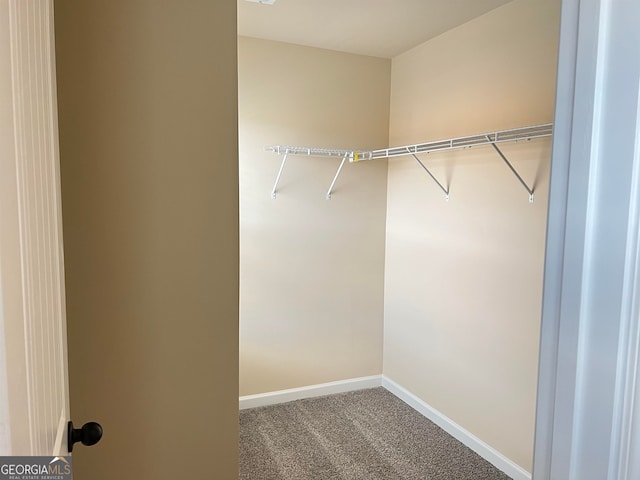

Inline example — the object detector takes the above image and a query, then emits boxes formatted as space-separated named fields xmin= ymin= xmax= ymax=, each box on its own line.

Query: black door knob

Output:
xmin=67 ymin=421 xmax=103 ymax=452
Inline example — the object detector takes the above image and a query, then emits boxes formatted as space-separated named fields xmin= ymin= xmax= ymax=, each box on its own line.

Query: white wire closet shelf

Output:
xmin=267 ymin=123 xmax=553 ymax=202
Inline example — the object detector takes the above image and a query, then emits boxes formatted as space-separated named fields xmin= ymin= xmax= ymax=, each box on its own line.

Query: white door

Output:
xmin=0 ymin=0 xmax=70 ymax=456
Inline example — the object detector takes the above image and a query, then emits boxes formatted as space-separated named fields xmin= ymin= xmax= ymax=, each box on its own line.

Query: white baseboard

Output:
xmin=239 ymin=374 xmax=530 ymax=480
xmin=239 ymin=375 xmax=383 ymax=410
xmin=382 ymin=376 xmax=532 ymax=480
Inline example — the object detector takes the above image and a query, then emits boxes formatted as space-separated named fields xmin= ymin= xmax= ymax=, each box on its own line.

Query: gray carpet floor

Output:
xmin=240 ymin=387 xmax=512 ymax=480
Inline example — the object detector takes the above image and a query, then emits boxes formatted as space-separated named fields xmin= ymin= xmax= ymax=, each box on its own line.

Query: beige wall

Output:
xmin=54 ymin=1 xmax=239 ymax=479
xmin=383 ymin=0 xmax=560 ymax=473
xmin=238 ymin=37 xmax=390 ymax=395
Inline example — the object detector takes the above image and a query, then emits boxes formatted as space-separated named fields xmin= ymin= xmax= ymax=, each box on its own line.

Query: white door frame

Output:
xmin=0 ymin=0 xmax=70 ymax=456
xmin=534 ymin=0 xmax=640 ymax=479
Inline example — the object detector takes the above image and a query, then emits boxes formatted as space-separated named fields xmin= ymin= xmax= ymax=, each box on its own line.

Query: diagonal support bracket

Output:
xmin=410 ymin=152 xmax=450 ymax=201
xmin=271 ymin=151 xmax=289 ymax=199
xmin=326 ymin=153 xmax=348 ymax=200
xmin=486 ymin=136 xmax=535 ymax=203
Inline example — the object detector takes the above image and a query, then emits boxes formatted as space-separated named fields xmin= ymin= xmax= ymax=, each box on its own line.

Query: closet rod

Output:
xmin=353 ymin=123 xmax=552 ymax=162
xmin=266 ymin=124 xmax=552 ymax=163
xmin=267 ymin=146 xmax=353 ymax=158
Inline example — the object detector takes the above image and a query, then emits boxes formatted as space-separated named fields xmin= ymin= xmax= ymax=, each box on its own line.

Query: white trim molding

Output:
xmin=240 ymin=375 xmax=530 ymax=479
xmin=534 ymin=0 xmax=640 ymax=479
xmin=608 ymin=68 xmax=640 ymax=480
xmin=0 ymin=0 xmax=70 ymax=455
xmin=382 ymin=377 xmax=531 ymax=480
xmin=239 ymin=375 xmax=382 ymax=410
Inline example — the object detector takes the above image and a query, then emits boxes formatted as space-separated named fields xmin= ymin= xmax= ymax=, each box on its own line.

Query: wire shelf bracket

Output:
xmin=267 ymin=146 xmax=354 ymax=200
xmin=270 ymin=150 xmax=289 ymax=199
xmin=326 ymin=153 xmax=348 ymax=200
xmin=408 ymin=150 xmax=450 ymax=201
xmin=485 ymin=136 xmax=535 ymax=203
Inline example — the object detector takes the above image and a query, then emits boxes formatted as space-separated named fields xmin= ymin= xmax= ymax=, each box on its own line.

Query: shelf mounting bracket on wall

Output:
xmin=271 ymin=149 xmax=289 ymax=199
xmin=267 ymin=146 xmax=354 ymax=200
xmin=485 ymin=136 xmax=535 ymax=203
xmin=326 ymin=153 xmax=348 ymax=200
xmin=408 ymin=150 xmax=450 ymax=200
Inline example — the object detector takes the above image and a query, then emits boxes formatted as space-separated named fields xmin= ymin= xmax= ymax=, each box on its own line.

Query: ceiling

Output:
xmin=238 ymin=0 xmax=514 ymax=59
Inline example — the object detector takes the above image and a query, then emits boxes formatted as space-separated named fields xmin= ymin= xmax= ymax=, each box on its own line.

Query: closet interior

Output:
xmin=238 ymin=0 xmax=560 ymax=477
